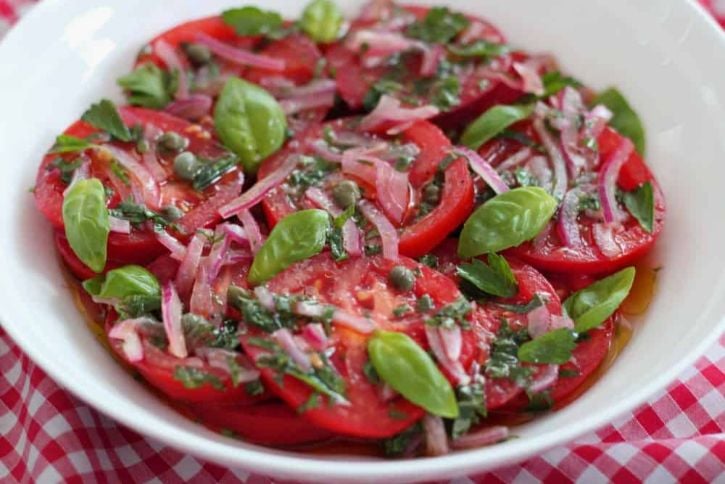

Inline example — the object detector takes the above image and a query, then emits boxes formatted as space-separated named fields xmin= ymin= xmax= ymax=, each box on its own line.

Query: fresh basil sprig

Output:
xmin=622 ymin=182 xmax=654 ymax=233
xmin=368 ymin=330 xmax=459 ymax=418
xmin=456 ymin=253 xmax=518 ymax=298
xmin=460 ymin=104 xmax=534 ymax=150
xmin=248 ymin=209 xmax=330 ymax=284
xmin=458 ymin=187 xmax=557 ymax=258
xmin=300 ymin=0 xmax=344 ymax=43
xmin=564 ymin=267 xmax=636 ymax=333
xmin=117 ymin=63 xmax=175 ymax=109
xmin=222 ymin=6 xmax=284 ymax=37
xmin=50 ymin=134 xmax=93 ymax=154
xmin=62 ymin=178 xmax=109 ymax=273
xmin=593 ymin=87 xmax=645 ymax=155
xmin=81 ymin=99 xmax=133 ymax=142
xmin=214 ymin=78 xmax=287 ymax=172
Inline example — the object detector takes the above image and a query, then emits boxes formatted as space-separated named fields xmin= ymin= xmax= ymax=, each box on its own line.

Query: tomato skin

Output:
xmin=146 ymin=254 xmax=180 ymax=284
xmin=245 ymin=34 xmax=323 ymax=86
xmin=189 ymin=402 xmax=334 ymax=446
xmin=54 ymin=231 xmax=121 ymax=280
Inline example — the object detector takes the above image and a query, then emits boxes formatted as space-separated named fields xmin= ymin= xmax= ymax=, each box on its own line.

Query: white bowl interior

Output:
xmin=0 ymin=0 xmax=723 ymax=482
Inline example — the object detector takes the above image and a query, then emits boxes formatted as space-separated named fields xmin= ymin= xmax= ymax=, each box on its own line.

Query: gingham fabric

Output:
xmin=1 ymin=1 xmax=724 ymax=482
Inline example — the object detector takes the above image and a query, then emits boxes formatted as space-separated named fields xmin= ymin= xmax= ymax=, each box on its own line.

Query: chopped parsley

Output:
xmin=494 ymin=293 xmax=547 ymax=314
xmin=383 ymin=423 xmax=422 ymax=457
xmin=109 ymin=199 xmax=173 ymax=231
xmin=451 ymin=381 xmax=487 ymax=439
xmin=287 ymin=156 xmax=335 ymax=192
xmin=406 ymin=6 xmax=470 ymax=44
xmin=47 ymin=157 xmax=83 ymax=184
xmin=485 ymin=320 xmax=533 ymax=387
xmin=456 ymin=254 xmax=518 ymax=298
xmin=418 ymin=254 xmax=439 ymax=269
xmin=297 ymin=393 xmax=322 ymax=413
xmin=173 ymin=366 xmax=224 ymax=390
xmin=245 ymin=380 xmax=265 ymax=396
xmin=117 ymin=63 xmax=175 ymax=109
xmin=425 ymin=297 xmax=471 ymax=329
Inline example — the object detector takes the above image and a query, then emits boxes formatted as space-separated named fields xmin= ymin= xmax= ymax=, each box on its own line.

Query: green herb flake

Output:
xmin=383 ymin=424 xmax=422 ymax=457
xmin=47 ymin=157 xmax=84 ymax=184
xmin=50 ymin=134 xmax=94 ymax=154
xmin=245 ymin=380 xmax=265 ymax=396
xmin=485 ymin=321 xmax=533 ymax=387
xmin=451 ymin=381 xmax=487 ymax=439
xmin=425 ymin=297 xmax=472 ymax=329
xmin=406 ymin=6 xmax=470 ymax=44
xmin=117 ymin=63 xmax=174 ymax=109
xmin=298 ymin=393 xmax=322 ymax=413
xmin=173 ymin=366 xmax=224 ymax=390
xmin=448 ymin=40 xmax=510 ymax=59
xmin=456 ymin=254 xmax=518 ymax=298
xmin=109 ymin=199 xmax=171 ymax=231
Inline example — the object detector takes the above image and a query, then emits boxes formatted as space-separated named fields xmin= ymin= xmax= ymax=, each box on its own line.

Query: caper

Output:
xmin=422 ymin=183 xmax=441 ymax=204
xmin=158 ymin=131 xmax=189 ymax=152
xmin=173 ymin=151 xmax=200 ymax=181
xmin=183 ymin=43 xmax=212 ymax=65
xmin=332 ymin=180 xmax=361 ymax=209
xmin=136 ymin=138 xmax=150 ymax=154
xmin=162 ymin=205 xmax=184 ymax=222
xmin=389 ymin=265 xmax=415 ymax=292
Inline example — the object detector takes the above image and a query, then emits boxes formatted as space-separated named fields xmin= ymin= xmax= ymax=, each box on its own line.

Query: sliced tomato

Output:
xmin=189 ymin=402 xmax=333 ymax=446
xmin=472 ymin=122 xmax=666 ymax=274
xmin=239 ymin=253 xmax=480 ymax=439
xmin=54 ymin=231 xmax=120 ymax=280
xmin=36 ymin=107 xmax=242 ymax=269
xmin=258 ymin=119 xmax=473 ymax=256
xmin=146 ymin=254 xmax=180 ymax=284
xmin=245 ymin=34 xmax=323 ymax=86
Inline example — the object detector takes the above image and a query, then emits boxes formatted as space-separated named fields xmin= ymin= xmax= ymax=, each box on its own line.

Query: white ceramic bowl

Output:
xmin=1 ymin=0 xmax=723 ymax=482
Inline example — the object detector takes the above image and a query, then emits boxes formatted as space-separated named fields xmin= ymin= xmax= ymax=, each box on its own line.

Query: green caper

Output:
xmin=183 ymin=43 xmax=212 ymax=65
xmin=173 ymin=151 xmax=200 ymax=181
xmin=422 ymin=183 xmax=441 ymax=204
xmin=158 ymin=131 xmax=189 ymax=152
xmin=389 ymin=265 xmax=415 ymax=292
xmin=162 ymin=205 xmax=184 ymax=222
xmin=332 ymin=180 xmax=361 ymax=209
xmin=136 ymin=138 xmax=150 ymax=154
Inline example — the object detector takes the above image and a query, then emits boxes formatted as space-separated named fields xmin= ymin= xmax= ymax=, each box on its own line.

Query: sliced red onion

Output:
xmin=332 ymin=309 xmax=375 ymax=334
xmin=203 ymin=228 xmax=230 ymax=282
xmin=155 ymin=40 xmax=189 ymax=99
xmin=156 ymin=230 xmax=187 ymax=261
xmin=63 ymin=159 xmax=90 ymax=196
xmin=593 ymin=223 xmax=621 ymax=257
xmin=425 ymin=325 xmax=470 ymax=386
xmin=164 ymin=94 xmax=213 ymax=121
xmin=341 ymin=149 xmax=378 ymax=185
xmin=527 ymin=304 xmax=552 ymax=339
xmin=527 ymin=155 xmax=553 ymax=190
xmin=495 ymin=147 xmax=533 ymax=173
xmin=196 ymin=348 xmax=260 ymax=383
xmin=358 ymin=200 xmax=399 ymax=261
xmin=190 ymin=265 xmax=214 ymax=318
xmin=238 ymin=209 xmax=264 ymax=254
xmin=224 ymin=250 xmax=253 ymax=266
xmin=380 ymin=383 xmax=398 ymax=402
xmin=301 ymin=323 xmax=329 ymax=352
xmin=532 ymin=118 xmax=568 ymax=200
xmin=451 ymin=426 xmax=509 ymax=449
xmin=598 ymin=137 xmax=633 ymax=223
xmin=359 ymin=95 xmax=439 ymax=134
xmin=219 ymin=155 xmax=299 ymax=218
xmin=348 ymin=29 xmax=426 ymax=61
xmin=280 ymin=91 xmax=336 ymax=115
xmin=221 ymin=223 xmax=249 ymax=247
xmin=423 ymin=415 xmax=449 ymax=456
xmin=308 ymin=183 xmax=363 ymax=257
xmin=438 ymin=326 xmax=462 ymax=361
xmin=253 ymin=286 xmax=275 ymax=311
xmin=530 ymin=364 xmax=560 ymax=393
xmin=374 ymin=160 xmax=411 ymax=225
xmin=311 ymin=140 xmax=343 ymax=163
xmin=456 ymin=146 xmax=509 ymax=194
xmin=557 ymin=186 xmax=594 ymax=248
xmin=109 ymin=216 xmax=131 ymax=234
xmin=161 ymin=282 xmax=187 ymax=358
xmin=175 ymin=233 xmax=205 ymax=297
xmin=101 ymin=145 xmax=161 ymax=210
xmin=513 ymin=60 xmax=544 ymax=96
xmin=195 ymin=32 xmax=285 ymax=71
xmin=281 ymin=79 xmax=337 ymax=98
xmin=273 ymin=328 xmax=312 ymax=372
xmin=476 ymin=66 xmax=522 ymax=91
xmin=108 ymin=318 xmax=149 ymax=362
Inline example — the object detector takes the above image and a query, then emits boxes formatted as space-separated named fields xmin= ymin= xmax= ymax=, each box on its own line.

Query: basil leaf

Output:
xmin=62 ymin=178 xmax=109 ymax=273
xmin=563 ymin=267 xmax=636 ymax=333
xmin=50 ymin=134 xmax=93 ymax=154
xmin=81 ymin=99 xmax=133 ymax=142
xmin=622 ymin=181 xmax=654 ymax=233
xmin=248 ymin=209 xmax=330 ymax=284
xmin=83 ymin=265 xmax=160 ymax=300
xmin=300 ymin=0 xmax=344 ymax=43
xmin=541 ymin=71 xmax=582 ymax=97
xmin=117 ymin=63 xmax=174 ymax=109
xmin=221 ymin=6 xmax=283 ymax=37
xmin=460 ymin=104 xmax=534 ymax=150
xmin=518 ymin=328 xmax=577 ymax=364
xmin=456 ymin=254 xmax=518 ymax=298
xmin=593 ymin=87 xmax=645 ymax=155
xmin=406 ymin=6 xmax=469 ymax=44
xmin=458 ymin=187 xmax=557 ymax=258
xmin=368 ymin=330 xmax=459 ymax=418
xmin=214 ymin=78 xmax=287 ymax=172
xmin=448 ymin=40 xmax=510 ymax=59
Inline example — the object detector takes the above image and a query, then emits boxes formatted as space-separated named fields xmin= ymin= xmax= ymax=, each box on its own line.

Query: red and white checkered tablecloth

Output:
xmin=0 ymin=1 xmax=723 ymax=482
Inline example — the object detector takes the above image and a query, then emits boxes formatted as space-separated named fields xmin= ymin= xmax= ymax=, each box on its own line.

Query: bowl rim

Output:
xmin=1 ymin=0 xmax=724 ymax=481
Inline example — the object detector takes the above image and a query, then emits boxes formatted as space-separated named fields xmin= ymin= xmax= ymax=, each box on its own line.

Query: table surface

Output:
xmin=0 ymin=1 xmax=723 ymax=482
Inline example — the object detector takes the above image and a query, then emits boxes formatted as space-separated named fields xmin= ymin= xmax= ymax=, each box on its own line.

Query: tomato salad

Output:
xmin=34 ymin=0 xmax=664 ymax=457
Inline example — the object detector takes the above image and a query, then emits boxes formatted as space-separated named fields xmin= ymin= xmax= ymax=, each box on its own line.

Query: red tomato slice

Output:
xmin=35 ymin=107 xmax=242 ymax=269
xmin=189 ymin=402 xmax=333 ymax=446
xmin=473 ymin=122 xmax=666 ymax=274
xmin=239 ymin=253 xmax=480 ymax=439
xmin=54 ymin=231 xmax=120 ymax=280
xmin=257 ymin=119 xmax=474 ymax=257
xmin=245 ymin=34 xmax=323 ymax=86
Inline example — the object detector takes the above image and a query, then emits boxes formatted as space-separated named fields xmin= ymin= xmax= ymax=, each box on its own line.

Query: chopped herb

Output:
xmin=211 ymin=320 xmax=240 ymax=350
xmin=451 ymin=381 xmax=486 ymax=438
xmin=494 ymin=293 xmax=547 ymax=314
xmin=287 ymin=156 xmax=335 ymax=191
xmin=192 ymin=154 xmax=238 ymax=191
xmin=110 ymin=160 xmax=130 ymax=186
xmin=448 ymin=40 xmax=510 ymax=59
xmin=245 ymin=380 xmax=265 ymax=396
xmin=514 ymin=168 xmax=538 ymax=187
xmin=363 ymin=79 xmax=404 ymax=111
xmin=419 ymin=254 xmax=439 ymax=268
xmin=47 ymin=157 xmax=83 ymax=184
xmin=364 ymin=244 xmax=382 ymax=256
xmin=485 ymin=320 xmax=533 ymax=387
xmin=416 ymin=294 xmax=435 ymax=313
xmin=117 ymin=294 xmax=161 ymax=319
xmin=117 ymin=63 xmax=175 ymax=109
xmin=81 ymin=99 xmax=134 ymax=142
xmin=579 ymin=193 xmax=601 ymax=211
xmin=406 ymin=6 xmax=470 ymax=44
xmin=518 ymin=328 xmax=577 ymax=364
xmin=230 ymin=289 xmax=298 ymax=333
xmin=622 ymin=181 xmax=654 ymax=233
xmin=431 ymin=74 xmax=460 ymax=110
xmin=559 ymin=368 xmax=580 ymax=379
xmin=109 ymin=199 xmax=172 ymax=231
xmin=298 ymin=393 xmax=321 ymax=413
xmin=425 ymin=297 xmax=471 ymax=329
xmin=50 ymin=134 xmax=94 ymax=154
xmin=392 ymin=304 xmax=412 ymax=318
xmin=525 ymin=391 xmax=553 ymax=412
xmin=541 ymin=71 xmax=583 ymax=98
xmin=173 ymin=366 xmax=224 ymax=390
xmin=456 ymin=254 xmax=518 ymax=298
xmin=363 ymin=360 xmax=380 ymax=384
xmin=383 ymin=423 xmax=422 ymax=457
xmin=328 ymin=226 xmax=347 ymax=261
xmin=388 ymin=408 xmax=409 ymax=420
